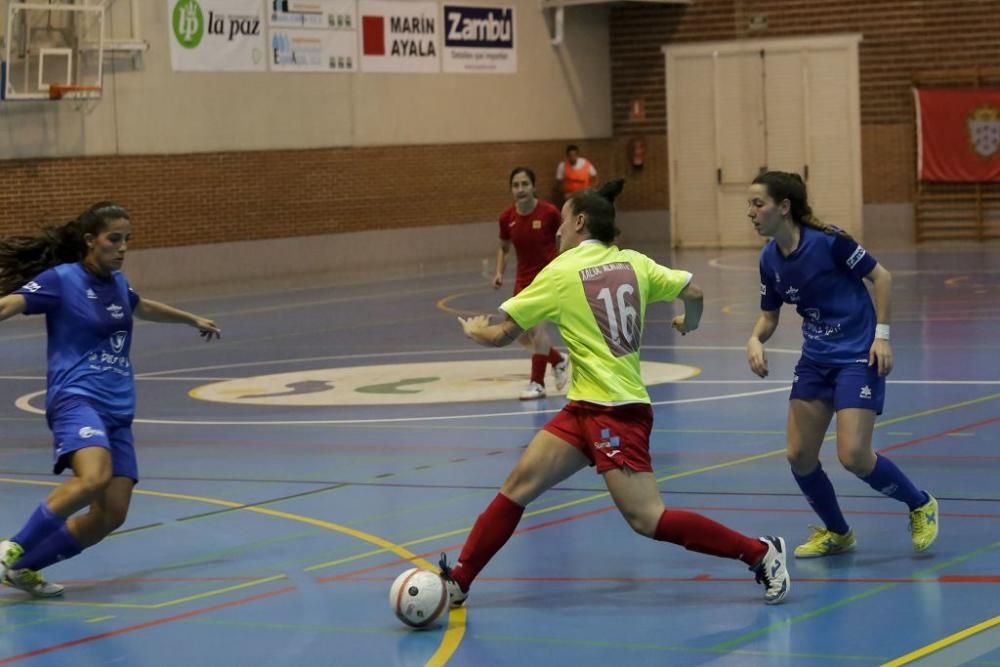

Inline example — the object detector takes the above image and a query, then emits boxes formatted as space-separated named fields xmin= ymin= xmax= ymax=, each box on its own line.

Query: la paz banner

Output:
xmin=169 ymin=0 xmax=267 ymax=71
xmin=915 ymin=88 xmax=1000 ymax=182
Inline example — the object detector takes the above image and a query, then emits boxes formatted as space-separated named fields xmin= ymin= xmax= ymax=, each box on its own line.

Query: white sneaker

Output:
xmin=519 ymin=381 xmax=546 ymax=401
xmin=0 ymin=540 xmax=24 ymax=582
xmin=438 ymin=553 xmax=468 ymax=608
xmin=552 ymin=355 xmax=570 ymax=391
xmin=4 ymin=569 xmax=64 ymax=598
xmin=751 ymin=536 xmax=790 ymax=605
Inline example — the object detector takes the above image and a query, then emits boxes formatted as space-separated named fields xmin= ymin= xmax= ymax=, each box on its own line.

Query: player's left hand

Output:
xmin=869 ymin=338 xmax=892 ymax=376
xmin=193 ymin=317 xmax=221 ymax=341
xmin=671 ymin=315 xmax=696 ymax=335
xmin=458 ymin=314 xmax=491 ymax=338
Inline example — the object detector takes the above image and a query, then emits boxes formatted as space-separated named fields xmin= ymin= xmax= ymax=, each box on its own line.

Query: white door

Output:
xmin=714 ymin=50 xmax=768 ymax=247
xmin=665 ymin=35 xmax=862 ymax=248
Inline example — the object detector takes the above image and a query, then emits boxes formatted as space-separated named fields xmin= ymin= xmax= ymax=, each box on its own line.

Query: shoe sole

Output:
xmin=794 ymin=543 xmax=856 ymax=559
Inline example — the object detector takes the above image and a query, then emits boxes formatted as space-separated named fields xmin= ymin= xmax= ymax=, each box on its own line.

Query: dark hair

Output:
xmin=568 ymin=179 xmax=625 ymax=243
xmin=508 ymin=166 xmax=536 ymax=187
xmin=751 ymin=171 xmax=850 ymax=238
xmin=0 ymin=202 xmax=130 ymax=294
xmin=565 ymin=144 xmax=579 ymax=154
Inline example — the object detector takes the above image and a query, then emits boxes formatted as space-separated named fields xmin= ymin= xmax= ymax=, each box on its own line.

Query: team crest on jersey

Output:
xmin=532 ymin=219 xmax=542 ymax=230
xmin=968 ymin=105 xmax=1000 ymax=157
xmin=106 ymin=304 xmax=124 ymax=320
xmin=110 ymin=331 xmax=128 ymax=354
xmin=21 ymin=281 xmax=41 ymax=293
xmin=846 ymin=246 xmax=867 ymax=269
xmin=86 ymin=288 xmax=98 ymax=300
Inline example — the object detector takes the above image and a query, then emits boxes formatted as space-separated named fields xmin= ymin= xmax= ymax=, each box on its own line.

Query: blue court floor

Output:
xmin=0 ymin=246 xmax=997 ymax=666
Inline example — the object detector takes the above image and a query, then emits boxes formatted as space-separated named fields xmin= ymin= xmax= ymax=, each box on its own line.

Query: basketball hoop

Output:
xmin=48 ymin=84 xmax=103 ymax=101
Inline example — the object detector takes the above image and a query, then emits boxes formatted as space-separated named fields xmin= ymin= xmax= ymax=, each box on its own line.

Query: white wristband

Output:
xmin=875 ymin=324 xmax=890 ymax=341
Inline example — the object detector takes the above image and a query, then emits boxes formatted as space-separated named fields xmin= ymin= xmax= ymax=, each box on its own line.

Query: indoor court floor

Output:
xmin=0 ymin=246 xmax=997 ymax=666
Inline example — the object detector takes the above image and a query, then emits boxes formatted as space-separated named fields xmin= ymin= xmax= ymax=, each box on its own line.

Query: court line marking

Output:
xmin=880 ymin=612 xmax=1000 ymax=666
xmin=709 ymin=541 xmax=1000 ymax=653
xmin=0 ymin=280 xmax=486 ymax=344
xmin=301 ymin=392 xmax=1000 ymax=582
xmin=0 ymin=480 xmax=465 ymax=666
xmin=0 ymin=586 xmax=297 ymax=665
xmin=2 ymin=394 xmax=996 ymax=661
xmin=15 ymin=387 xmax=793 ymax=422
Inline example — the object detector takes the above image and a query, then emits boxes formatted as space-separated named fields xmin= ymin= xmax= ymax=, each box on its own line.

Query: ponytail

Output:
xmin=0 ymin=202 xmax=129 ymax=294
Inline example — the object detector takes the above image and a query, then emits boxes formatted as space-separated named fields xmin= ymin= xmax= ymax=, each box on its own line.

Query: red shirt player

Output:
xmin=493 ymin=167 xmax=569 ymax=400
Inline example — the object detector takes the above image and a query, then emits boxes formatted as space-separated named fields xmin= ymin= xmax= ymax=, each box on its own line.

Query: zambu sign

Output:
xmin=442 ymin=5 xmax=515 ymax=73
xmin=168 ymin=0 xmax=266 ymax=71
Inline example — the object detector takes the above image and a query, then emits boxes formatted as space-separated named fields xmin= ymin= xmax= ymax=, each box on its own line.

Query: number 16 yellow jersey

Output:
xmin=500 ymin=240 xmax=692 ymax=405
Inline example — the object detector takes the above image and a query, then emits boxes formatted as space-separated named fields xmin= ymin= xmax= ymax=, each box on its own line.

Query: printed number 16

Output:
xmin=597 ymin=285 xmax=637 ymax=345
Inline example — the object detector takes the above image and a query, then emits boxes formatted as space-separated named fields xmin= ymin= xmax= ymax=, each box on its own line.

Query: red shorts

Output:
xmin=543 ymin=401 xmax=654 ymax=474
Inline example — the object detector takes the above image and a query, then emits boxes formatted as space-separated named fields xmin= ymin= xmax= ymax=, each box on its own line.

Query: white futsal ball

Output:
xmin=389 ymin=568 xmax=448 ymax=629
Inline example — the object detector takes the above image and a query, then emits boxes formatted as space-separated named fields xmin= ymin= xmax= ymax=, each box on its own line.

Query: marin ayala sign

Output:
xmin=359 ymin=0 xmax=440 ymax=73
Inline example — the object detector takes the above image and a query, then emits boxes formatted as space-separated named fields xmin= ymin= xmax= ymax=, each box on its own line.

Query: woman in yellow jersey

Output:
xmin=440 ymin=180 xmax=790 ymax=607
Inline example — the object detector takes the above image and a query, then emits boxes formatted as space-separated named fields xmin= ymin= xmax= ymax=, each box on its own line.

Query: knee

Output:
xmin=620 ymin=507 xmax=660 ymax=538
xmin=98 ymin=504 xmax=129 ymax=535
xmin=77 ymin=471 xmax=113 ymax=498
xmin=839 ymin=449 xmax=875 ymax=477
xmin=786 ymin=448 xmax=818 ymax=476
xmin=500 ymin=464 xmax=537 ymax=506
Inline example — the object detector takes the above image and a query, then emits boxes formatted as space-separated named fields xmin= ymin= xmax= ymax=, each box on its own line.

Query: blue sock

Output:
xmin=860 ymin=455 xmax=928 ymax=511
xmin=10 ymin=524 xmax=83 ymax=572
xmin=11 ymin=503 xmax=66 ymax=552
xmin=793 ymin=463 xmax=850 ymax=535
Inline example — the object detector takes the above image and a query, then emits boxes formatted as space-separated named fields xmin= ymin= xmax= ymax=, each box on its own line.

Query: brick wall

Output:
xmin=5 ymin=2 xmax=997 ymax=250
xmin=0 ymin=141 xmax=617 ymax=250
xmin=610 ymin=0 xmax=1000 ymax=205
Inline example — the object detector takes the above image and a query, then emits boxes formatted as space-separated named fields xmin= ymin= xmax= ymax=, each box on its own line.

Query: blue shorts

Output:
xmin=47 ymin=394 xmax=138 ymax=482
xmin=789 ymin=356 xmax=886 ymax=415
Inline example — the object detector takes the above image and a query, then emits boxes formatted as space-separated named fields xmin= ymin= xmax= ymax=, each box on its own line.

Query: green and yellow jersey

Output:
xmin=501 ymin=240 xmax=692 ymax=405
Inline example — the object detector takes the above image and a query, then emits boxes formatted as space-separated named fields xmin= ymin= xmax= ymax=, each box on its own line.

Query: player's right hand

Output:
xmin=747 ymin=337 xmax=768 ymax=378
xmin=492 ymin=274 xmax=503 ymax=289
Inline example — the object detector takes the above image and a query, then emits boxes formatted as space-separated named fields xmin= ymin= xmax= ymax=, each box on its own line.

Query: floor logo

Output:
xmin=190 ymin=359 xmax=698 ymax=407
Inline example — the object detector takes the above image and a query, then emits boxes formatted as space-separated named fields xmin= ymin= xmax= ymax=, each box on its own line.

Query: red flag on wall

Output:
xmin=915 ymin=88 xmax=1000 ymax=182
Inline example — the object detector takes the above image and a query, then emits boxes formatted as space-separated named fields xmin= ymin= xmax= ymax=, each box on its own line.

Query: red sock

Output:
xmin=452 ymin=493 xmax=525 ymax=592
xmin=547 ymin=348 xmax=563 ymax=366
xmin=654 ymin=510 xmax=766 ymax=566
xmin=530 ymin=354 xmax=547 ymax=384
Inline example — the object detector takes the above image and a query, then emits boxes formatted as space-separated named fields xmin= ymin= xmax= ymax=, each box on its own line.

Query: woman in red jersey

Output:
xmin=492 ymin=167 xmax=568 ymax=400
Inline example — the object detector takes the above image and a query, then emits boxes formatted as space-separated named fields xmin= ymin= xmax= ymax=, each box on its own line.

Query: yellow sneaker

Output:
xmin=0 ymin=540 xmax=24 ymax=581
xmin=794 ymin=525 xmax=856 ymax=558
xmin=4 ymin=569 xmax=64 ymax=598
xmin=909 ymin=494 xmax=939 ymax=552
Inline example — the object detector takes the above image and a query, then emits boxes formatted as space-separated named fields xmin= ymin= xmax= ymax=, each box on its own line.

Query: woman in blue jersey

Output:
xmin=0 ymin=202 xmax=220 ymax=597
xmin=438 ymin=179 xmax=790 ymax=609
xmin=746 ymin=171 xmax=937 ymax=558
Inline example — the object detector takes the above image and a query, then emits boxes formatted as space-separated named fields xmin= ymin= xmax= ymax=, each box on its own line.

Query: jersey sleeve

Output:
xmin=830 ymin=234 xmax=878 ymax=279
xmin=498 ymin=210 xmax=511 ymax=241
xmin=555 ymin=162 xmax=565 ymax=180
xmin=500 ymin=264 xmax=560 ymax=329
xmin=759 ymin=259 xmax=782 ymax=311
xmin=636 ymin=253 xmax=692 ymax=304
xmin=587 ymin=160 xmax=597 ymax=176
xmin=14 ymin=268 xmax=62 ymax=315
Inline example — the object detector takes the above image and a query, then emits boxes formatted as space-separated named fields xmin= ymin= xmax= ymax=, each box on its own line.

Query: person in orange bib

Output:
xmin=556 ymin=144 xmax=598 ymax=201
